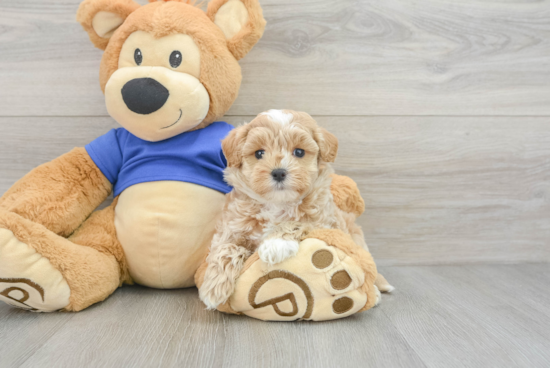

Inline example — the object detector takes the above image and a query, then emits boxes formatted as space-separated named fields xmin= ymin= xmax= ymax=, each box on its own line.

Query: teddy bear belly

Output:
xmin=114 ymin=181 xmax=226 ymax=289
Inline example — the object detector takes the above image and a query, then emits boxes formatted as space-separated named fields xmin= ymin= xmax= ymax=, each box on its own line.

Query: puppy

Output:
xmin=199 ymin=110 xmax=391 ymax=310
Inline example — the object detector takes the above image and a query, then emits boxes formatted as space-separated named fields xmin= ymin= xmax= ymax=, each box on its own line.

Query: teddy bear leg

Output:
xmin=66 ymin=198 xmax=131 ymax=310
xmin=0 ymin=205 xmax=124 ymax=312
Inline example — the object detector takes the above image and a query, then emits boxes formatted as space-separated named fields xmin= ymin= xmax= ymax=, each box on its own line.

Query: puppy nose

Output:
xmin=271 ymin=169 xmax=287 ymax=183
xmin=121 ymin=78 xmax=169 ymax=115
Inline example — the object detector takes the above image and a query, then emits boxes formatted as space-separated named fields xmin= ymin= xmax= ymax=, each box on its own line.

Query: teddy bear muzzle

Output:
xmin=105 ymin=66 xmax=210 ymax=143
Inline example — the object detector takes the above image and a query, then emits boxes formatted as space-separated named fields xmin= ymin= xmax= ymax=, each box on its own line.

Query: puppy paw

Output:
xmin=199 ymin=281 xmax=234 ymax=310
xmin=198 ymin=267 xmax=233 ymax=310
xmin=258 ymin=238 xmax=300 ymax=265
xmin=199 ymin=290 xmax=224 ymax=310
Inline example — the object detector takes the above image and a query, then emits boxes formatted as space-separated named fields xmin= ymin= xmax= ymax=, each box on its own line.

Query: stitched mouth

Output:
xmin=161 ymin=109 xmax=183 ymax=130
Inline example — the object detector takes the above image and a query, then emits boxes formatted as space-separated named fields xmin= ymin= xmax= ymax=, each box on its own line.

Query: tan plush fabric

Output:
xmin=213 ymin=0 xmax=249 ymax=40
xmin=115 ymin=181 xmax=225 ymax=289
xmin=196 ymin=229 xmax=378 ymax=321
xmin=207 ymin=0 xmax=266 ymax=60
xmin=118 ymin=31 xmax=201 ymax=78
xmin=92 ymin=11 xmax=125 ymax=38
xmin=230 ymin=237 xmax=370 ymax=321
xmin=305 ymin=229 xmax=378 ymax=312
xmin=330 ymin=174 xmax=366 ymax=217
xmin=105 ymin=63 xmax=210 ymax=142
xmin=77 ymin=0 xmax=140 ymax=50
xmin=69 ymin=198 xmax=132 ymax=286
xmin=0 ymin=148 xmax=112 ymax=238
xmin=1 ymin=0 xmax=267 ymax=313
xmin=89 ymin=0 xmax=263 ymax=126
xmin=0 ymin=228 xmax=71 ymax=312
xmin=0 ymin=210 xmax=121 ymax=312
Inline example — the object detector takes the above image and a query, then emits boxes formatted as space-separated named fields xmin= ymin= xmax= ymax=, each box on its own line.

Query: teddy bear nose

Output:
xmin=121 ymin=78 xmax=170 ymax=115
xmin=271 ymin=169 xmax=287 ymax=183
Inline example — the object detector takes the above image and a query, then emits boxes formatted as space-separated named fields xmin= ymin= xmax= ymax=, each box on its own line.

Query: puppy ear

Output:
xmin=315 ymin=127 xmax=339 ymax=163
xmin=222 ymin=126 xmax=246 ymax=168
xmin=207 ymin=0 xmax=266 ymax=60
xmin=77 ymin=0 xmax=140 ymax=50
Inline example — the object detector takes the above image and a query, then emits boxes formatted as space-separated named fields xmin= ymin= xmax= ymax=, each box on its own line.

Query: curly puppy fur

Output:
xmin=199 ymin=110 xmax=378 ymax=309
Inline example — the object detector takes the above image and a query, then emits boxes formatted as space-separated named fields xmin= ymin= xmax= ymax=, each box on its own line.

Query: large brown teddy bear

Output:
xmin=0 ymin=0 xmax=390 ymax=317
xmin=0 ymin=0 xmax=267 ymax=312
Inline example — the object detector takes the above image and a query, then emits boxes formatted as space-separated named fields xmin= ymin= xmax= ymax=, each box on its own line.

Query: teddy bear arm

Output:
xmin=0 ymin=147 xmax=112 ymax=237
xmin=330 ymin=174 xmax=365 ymax=217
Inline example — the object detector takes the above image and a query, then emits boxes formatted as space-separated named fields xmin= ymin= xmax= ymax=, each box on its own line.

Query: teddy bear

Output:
xmin=0 ymin=0 xmax=267 ymax=312
xmin=0 ymin=0 xmax=391 ymax=317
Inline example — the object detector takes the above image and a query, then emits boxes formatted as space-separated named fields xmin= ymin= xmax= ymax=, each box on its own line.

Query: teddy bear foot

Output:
xmin=209 ymin=229 xmax=380 ymax=322
xmin=0 ymin=228 xmax=70 ymax=312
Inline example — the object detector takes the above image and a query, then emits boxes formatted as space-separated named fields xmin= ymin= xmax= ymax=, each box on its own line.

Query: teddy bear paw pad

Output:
xmin=0 ymin=228 xmax=70 ymax=312
xmin=229 ymin=238 xmax=370 ymax=321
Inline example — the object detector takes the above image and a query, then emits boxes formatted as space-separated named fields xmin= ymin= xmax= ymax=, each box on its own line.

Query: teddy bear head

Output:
xmin=77 ymin=0 xmax=266 ymax=142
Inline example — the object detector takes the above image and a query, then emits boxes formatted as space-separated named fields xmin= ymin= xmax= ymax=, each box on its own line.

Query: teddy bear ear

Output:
xmin=77 ymin=0 xmax=141 ymax=50
xmin=207 ymin=0 xmax=266 ymax=60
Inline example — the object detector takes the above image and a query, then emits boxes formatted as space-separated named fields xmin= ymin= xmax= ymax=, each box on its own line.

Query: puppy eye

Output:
xmin=255 ymin=150 xmax=265 ymax=159
xmin=134 ymin=49 xmax=143 ymax=66
xmin=293 ymin=149 xmax=305 ymax=158
xmin=170 ymin=51 xmax=182 ymax=68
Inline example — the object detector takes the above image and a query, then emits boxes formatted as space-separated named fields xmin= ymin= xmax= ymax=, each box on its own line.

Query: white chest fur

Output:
xmin=115 ymin=181 xmax=225 ymax=289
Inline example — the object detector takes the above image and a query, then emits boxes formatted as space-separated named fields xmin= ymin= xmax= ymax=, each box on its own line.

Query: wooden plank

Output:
xmin=218 ymin=306 xmax=424 ymax=368
xmin=0 ymin=0 xmax=550 ymax=116
xmin=2 ymin=265 xmax=550 ymax=367
xmin=468 ymin=264 xmax=550 ymax=321
xmin=381 ymin=264 xmax=550 ymax=368
xmin=0 ymin=117 xmax=119 ymax=194
xmin=308 ymin=116 xmax=550 ymax=266
xmin=0 ymin=305 xmax=75 ymax=368
xmin=14 ymin=285 xmax=424 ymax=368
xmin=1 ymin=116 xmax=549 ymax=265
xmin=9 ymin=287 xmax=226 ymax=368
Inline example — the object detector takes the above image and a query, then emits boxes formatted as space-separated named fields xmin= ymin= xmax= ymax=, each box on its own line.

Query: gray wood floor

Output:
xmin=1 ymin=264 xmax=549 ymax=368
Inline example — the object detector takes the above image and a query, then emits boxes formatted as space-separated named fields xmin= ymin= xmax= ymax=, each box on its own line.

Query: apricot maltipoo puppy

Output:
xmin=199 ymin=110 xmax=391 ymax=309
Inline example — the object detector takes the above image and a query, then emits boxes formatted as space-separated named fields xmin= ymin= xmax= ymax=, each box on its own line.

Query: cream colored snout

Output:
xmin=105 ymin=66 xmax=210 ymax=142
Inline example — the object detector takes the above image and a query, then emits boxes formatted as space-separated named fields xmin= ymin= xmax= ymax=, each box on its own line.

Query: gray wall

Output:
xmin=1 ymin=0 xmax=549 ymax=265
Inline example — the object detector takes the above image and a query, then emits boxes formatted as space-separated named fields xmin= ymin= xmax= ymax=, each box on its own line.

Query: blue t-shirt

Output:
xmin=85 ymin=122 xmax=234 ymax=197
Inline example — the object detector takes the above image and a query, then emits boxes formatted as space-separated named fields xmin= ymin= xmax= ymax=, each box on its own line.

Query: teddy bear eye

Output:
xmin=293 ymin=149 xmax=305 ymax=158
xmin=255 ymin=150 xmax=265 ymax=159
xmin=134 ymin=49 xmax=143 ymax=66
xmin=170 ymin=51 xmax=183 ymax=68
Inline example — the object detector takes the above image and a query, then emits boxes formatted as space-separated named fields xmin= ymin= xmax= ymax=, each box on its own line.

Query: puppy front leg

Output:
xmin=258 ymin=222 xmax=311 ymax=265
xmin=199 ymin=243 xmax=251 ymax=310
